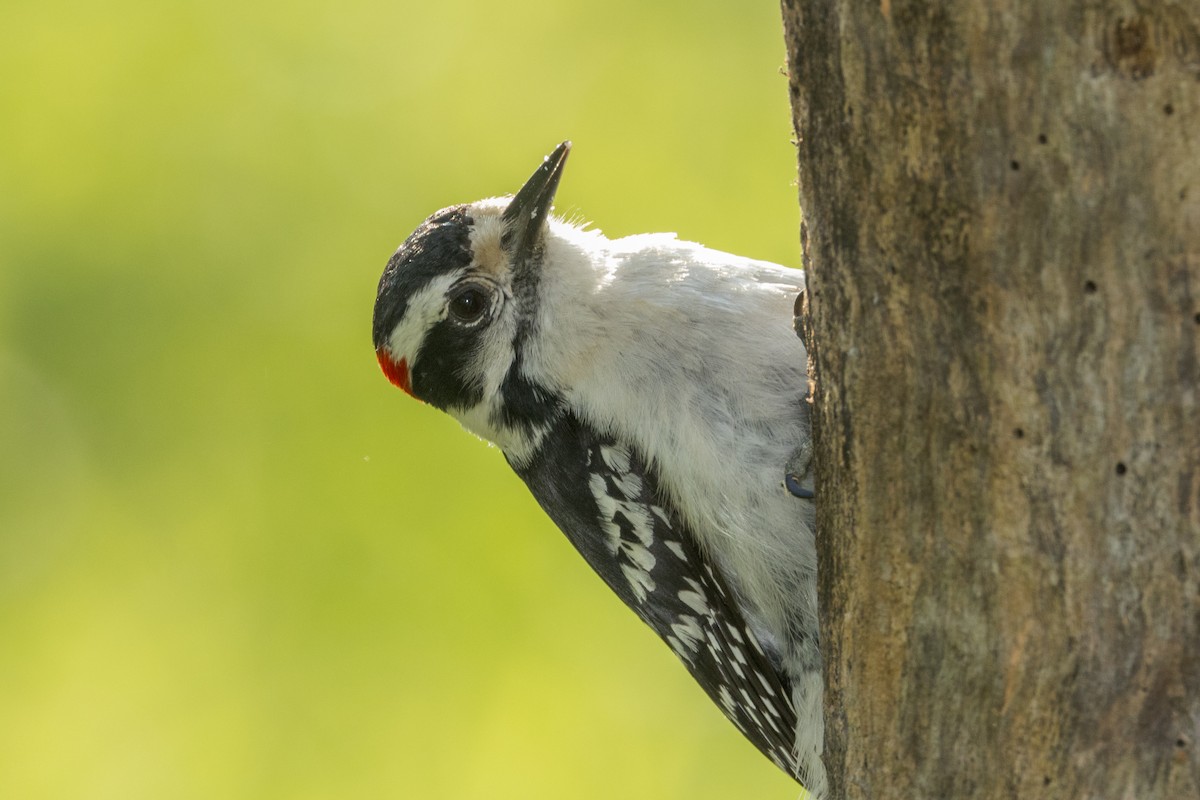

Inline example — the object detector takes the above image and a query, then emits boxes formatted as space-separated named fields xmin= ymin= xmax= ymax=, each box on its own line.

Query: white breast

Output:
xmin=526 ymin=224 xmax=816 ymax=649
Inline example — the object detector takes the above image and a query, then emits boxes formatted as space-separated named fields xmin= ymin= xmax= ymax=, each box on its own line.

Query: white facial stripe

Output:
xmin=462 ymin=297 xmax=515 ymax=400
xmin=383 ymin=271 xmax=464 ymax=363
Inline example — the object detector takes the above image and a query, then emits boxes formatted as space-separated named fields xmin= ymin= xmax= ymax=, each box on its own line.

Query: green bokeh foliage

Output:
xmin=0 ymin=1 xmax=802 ymax=797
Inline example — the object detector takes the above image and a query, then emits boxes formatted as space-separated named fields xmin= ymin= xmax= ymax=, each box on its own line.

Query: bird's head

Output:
xmin=372 ymin=142 xmax=572 ymax=454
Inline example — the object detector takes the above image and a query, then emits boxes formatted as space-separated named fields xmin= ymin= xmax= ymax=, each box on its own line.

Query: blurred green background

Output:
xmin=0 ymin=1 xmax=802 ymax=797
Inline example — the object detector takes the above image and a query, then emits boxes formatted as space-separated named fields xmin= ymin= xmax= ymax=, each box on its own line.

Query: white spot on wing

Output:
xmin=621 ymin=563 xmax=655 ymax=603
xmin=587 ymin=442 xmax=665 ymax=602
xmin=611 ymin=470 xmax=643 ymax=499
xmin=669 ymin=614 xmax=703 ymax=656
xmin=664 ymin=539 xmax=687 ymax=561
xmin=678 ymin=586 xmax=709 ymax=616
xmin=747 ymin=629 xmax=767 ymax=657
xmin=599 ymin=444 xmax=631 ymax=473
xmin=666 ymin=635 xmax=690 ymax=662
xmin=717 ymin=685 xmax=736 ymax=714
xmin=730 ymin=644 xmax=747 ymax=665
xmin=624 ymin=542 xmax=656 ymax=572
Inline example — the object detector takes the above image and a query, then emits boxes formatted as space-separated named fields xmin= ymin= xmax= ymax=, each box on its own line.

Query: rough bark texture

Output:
xmin=780 ymin=2 xmax=1200 ymax=798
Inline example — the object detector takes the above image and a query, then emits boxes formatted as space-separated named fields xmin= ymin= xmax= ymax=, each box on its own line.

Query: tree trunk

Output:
xmin=780 ymin=2 xmax=1200 ymax=798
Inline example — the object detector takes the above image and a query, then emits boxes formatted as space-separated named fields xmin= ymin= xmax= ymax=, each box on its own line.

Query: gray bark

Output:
xmin=780 ymin=2 xmax=1200 ymax=797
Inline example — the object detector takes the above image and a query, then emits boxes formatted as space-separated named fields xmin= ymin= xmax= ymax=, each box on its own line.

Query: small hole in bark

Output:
xmin=1010 ymin=160 xmax=1020 ymax=171
xmin=1194 ymin=312 xmax=1200 ymax=325
xmin=1043 ymin=777 xmax=1052 ymax=786
xmin=1116 ymin=462 xmax=1127 ymax=475
xmin=1014 ymin=428 xmax=1025 ymax=439
xmin=1084 ymin=280 xmax=1098 ymax=293
xmin=1177 ymin=738 xmax=1188 ymax=748
xmin=1037 ymin=133 xmax=1048 ymax=144
xmin=1164 ymin=103 xmax=1174 ymax=115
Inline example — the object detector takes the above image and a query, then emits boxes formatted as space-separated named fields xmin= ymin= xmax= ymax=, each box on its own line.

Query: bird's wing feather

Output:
xmin=509 ymin=412 xmax=801 ymax=778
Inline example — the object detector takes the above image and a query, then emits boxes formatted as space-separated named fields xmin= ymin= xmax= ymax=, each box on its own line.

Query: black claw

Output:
xmin=785 ymin=473 xmax=814 ymax=499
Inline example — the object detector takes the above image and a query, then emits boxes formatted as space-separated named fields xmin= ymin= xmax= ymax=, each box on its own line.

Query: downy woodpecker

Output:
xmin=372 ymin=142 xmax=824 ymax=796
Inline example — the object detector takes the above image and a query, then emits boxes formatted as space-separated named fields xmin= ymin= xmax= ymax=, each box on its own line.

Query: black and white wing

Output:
xmin=509 ymin=413 xmax=801 ymax=779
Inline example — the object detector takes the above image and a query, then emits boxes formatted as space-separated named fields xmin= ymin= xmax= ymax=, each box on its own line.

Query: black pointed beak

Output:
xmin=502 ymin=141 xmax=571 ymax=267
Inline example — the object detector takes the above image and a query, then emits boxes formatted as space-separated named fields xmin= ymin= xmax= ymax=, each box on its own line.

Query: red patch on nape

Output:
xmin=376 ymin=349 xmax=416 ymax=399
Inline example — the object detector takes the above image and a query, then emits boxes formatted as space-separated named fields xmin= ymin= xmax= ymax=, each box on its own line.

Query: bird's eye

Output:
xmin=448 ymin=283 xmax=492 ymax=325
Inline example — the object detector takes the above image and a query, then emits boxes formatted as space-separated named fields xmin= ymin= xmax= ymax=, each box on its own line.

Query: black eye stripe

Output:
xmin=410 ymin=320 xmax=486 ymax=412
